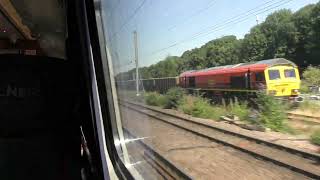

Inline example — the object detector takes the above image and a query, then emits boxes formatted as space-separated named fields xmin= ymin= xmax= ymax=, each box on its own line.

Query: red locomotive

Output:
xmin=178 ymin=58 xmax=301 ymax=97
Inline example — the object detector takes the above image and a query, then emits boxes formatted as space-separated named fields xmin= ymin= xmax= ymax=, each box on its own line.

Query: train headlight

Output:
xmin=292 ymin=89 xmax=299 ymax=93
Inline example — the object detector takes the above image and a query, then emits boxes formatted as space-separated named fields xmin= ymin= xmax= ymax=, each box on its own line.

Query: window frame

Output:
xmin=76 ymin=0 xmax=135 ymax=179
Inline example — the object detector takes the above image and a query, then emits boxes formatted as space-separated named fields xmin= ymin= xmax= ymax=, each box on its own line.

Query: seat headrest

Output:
xmin=0 ymin=55 xmax=75 ymax=136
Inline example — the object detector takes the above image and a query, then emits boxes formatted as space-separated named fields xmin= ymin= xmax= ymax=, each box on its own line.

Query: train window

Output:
xmin=231 ymin=76 xmax=246 ymax=88
xmin=94 ymin=0 xmax=320 ymax=179
xmin=268 ymin=70 xmax=280 ymax=80
xmin=189 ymin=77 xmax=196 ymax=88
xmin=0 ymin=1 xmax=66 ymax=59
xmin=255 ymin=72 xmax=265 ymax=82
xmin=284 ymin=69 xmax=296 ymax=78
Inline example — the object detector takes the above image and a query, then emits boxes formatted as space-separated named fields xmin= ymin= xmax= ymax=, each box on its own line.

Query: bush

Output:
xmin=178 ymin=95 xmax=227 ymax=120
xmin=255 ymin=93 xmax=289 ymax=132
xmin=163 ymin=87 xmax=185 ymax=109
xmin=228 ymin=98 xmax=250 ymax=121
xmin=298 ymin=100 xmax=320 ymax=113
xmin=299 ymin=81 xmax=310 ymax=94
xmin=144 ymin=92 xmax=168 ymax=107
xmin=310 ymin=129 xmax=320 ymax=146
xmin=302 ymin=66 xmax=320 ymax=86
xmin=143 ymin=87 xmax=185 ymax=108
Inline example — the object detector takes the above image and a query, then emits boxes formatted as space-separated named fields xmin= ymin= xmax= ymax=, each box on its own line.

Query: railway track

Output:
xmin=119 ymin=100 xmax=320 ymax=179
xmin=287 ymin=112 xmax=320 ymax=125
xmin=123 ymin=128 xmax=192 ymax=180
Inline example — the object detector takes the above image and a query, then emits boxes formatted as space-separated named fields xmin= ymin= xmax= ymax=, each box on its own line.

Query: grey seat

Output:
xmin=0 ymin=55 xmax=78 ymax=180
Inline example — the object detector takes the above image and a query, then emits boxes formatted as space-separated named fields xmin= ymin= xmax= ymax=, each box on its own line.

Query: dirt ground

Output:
xmin=120 ymin=107 xmax=313 ymax=180
xmin=290 ymin=109 xmax=320 ymax=118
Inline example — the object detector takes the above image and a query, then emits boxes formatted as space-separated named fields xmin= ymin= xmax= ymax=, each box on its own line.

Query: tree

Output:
xmin=302 ymin=66 xmax=320 ymax=86
xmin=117 ymin=3 xmax=320 ymax=80
xmin=311 ymin=2 xmax=320 ymax=35
xmin=292 ymin=4 xmax=317 ymax=66
xmin=241 ymin=26 xmax=268 ymax=62
xmin=181 ymin=53 xmax=205 ymax=70
xmin=307 ymin=2 xmax=320 ymax=66
xmin=205 ymin=35 xmax=241 ymax=67
xmin=140 ymin=67 xmax=152 ymax=79
xmin=147 ymin=56 xmax=180 ymax=78
xmin=259 ymin=9 xmax=297 ymax=60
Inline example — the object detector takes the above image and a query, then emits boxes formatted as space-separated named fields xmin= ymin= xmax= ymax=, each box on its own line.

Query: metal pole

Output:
xmin=134 ymin=30 xmax=140 ymax=96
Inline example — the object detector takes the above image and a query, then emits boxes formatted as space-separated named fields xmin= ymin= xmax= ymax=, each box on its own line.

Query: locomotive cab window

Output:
xmin=255 ymin=72 xmax=265 ymax=82
xmin=188 ymin=76 xmax=196 ymax=88
xmin=284 ymin=69 xmax=296 ymax=78
xmin=268 ymin=69 xmax=280 ymax=80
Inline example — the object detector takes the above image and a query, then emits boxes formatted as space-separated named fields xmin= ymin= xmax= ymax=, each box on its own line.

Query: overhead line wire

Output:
xmin=110 ymin=0 xmax=147 ymax=40
xmin=150 ymin=0 xmax=295 ymax=55
xmin=168 ymin=0 xmax=218 ymax=31
xmin=182 ymin=0 xmax=295 ymax=43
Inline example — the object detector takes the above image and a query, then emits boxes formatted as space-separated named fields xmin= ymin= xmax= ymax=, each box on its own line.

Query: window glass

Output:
xmin=268 ymin=70 xmax=280 ymax=80
xmin=189 ymin=77 xmax=196 ymax=87
xmin=255 ymin=72 xmax=265 ymax=82
xmin=284 ymin=69 xmax=296 ymax=78
xmin=0 ymin=0 xmax=66 ymax=59
xmin=96 ymin=0 xmax=320 ymax=179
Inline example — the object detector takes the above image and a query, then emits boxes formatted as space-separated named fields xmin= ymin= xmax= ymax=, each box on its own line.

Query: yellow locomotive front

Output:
xmin=264 ymin=64 xmax=300 ymax=97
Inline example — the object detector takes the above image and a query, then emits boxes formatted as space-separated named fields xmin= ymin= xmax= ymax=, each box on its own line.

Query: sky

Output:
xmin=102 ymin=0 xmax=319 ymax=73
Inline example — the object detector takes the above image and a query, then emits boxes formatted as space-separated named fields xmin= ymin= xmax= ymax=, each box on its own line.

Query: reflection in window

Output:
xmin=97 ymin=0 xmax=320 ymax=179
xmin=268 ymin=70 xmax=280 ymax=80
xmin=284 ymin=69 xmax=296 ymax=78
xmin=255 ymin=72 xmax=265 ymax=82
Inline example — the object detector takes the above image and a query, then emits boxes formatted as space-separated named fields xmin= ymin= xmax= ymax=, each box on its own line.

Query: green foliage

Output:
xmin=116 ymin=56 xmax=181 ymax=80
xmin=163 ymin=87 xmax=185 ymax=109
xmin=204 ymin=36 xmax=243 ymax=67
xmin=300 ymin=81 xmax=310 ymax=93
xmin=178 ymin=95 xmax=227 ymax=120
xmin=241 ymin=26 xmax=268 ymax=62
xmin=310 ymin=129 xmax=320 ymax=145
xmin=148 ymin=56 xmax=181 ymax=78
xmin=116 ymin=2 xmax=320 ymax=80
xmin=144 ymin=92 xmax=168 ymax=107
xmin=261 ymin=9 xmax=297 ymax=59
xmin=228 ymin=99 xmax=250 ymax=121
xmin=292 ymin=4 xmax=316 ymax=65
xmin=298 ymin=100 xmax=320 ymax=113
xmin=143 ymin=90 xmax=297 ymax=134
xmin=255 ymin=93 xmax=289 ymax=132
xmin=302 ymin=66 xmax=320 ymax=86
xmin=144 ymin=87 xmax=185 ymax=109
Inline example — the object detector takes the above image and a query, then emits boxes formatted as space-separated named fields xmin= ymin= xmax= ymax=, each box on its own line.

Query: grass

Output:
xmin=163 ymin=87 xmax=185 ymax=109
xmin=117 ymin=90 xmax=145 ymax=103
xmin=178 ymin=95 xmax=227 ymax=120
xmin=254 ymin=93 xmax=293 ymax=133
xmin=141 ymin=88 xmax=296 ymax=134
xmin=310 ymin=129 xmax=320 ymax=146
xmin=299 ymin=81 xmax=310 ymax=94
xmin=228 ymin=98 xmax=250 ymax=121
xmin=178 ymin=96 xmax=251 ymax=121
xmin=144 ymin=92 xmax=168 ymax=107
xmin=144 ymin=87 xmax=185 ymax=109
xmin=297 ymin=100 xmax=320 ymax=114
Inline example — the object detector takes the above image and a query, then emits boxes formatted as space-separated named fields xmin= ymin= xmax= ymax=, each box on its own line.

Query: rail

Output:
xmin=287 ymin=112 xmax=320 ymax=124
xmin=120 ymin=99 xmax=320 ymax=179
xmin=124 ymin=128 xmax=193 ymax=180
